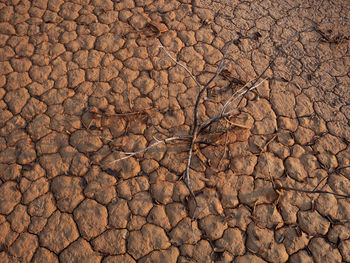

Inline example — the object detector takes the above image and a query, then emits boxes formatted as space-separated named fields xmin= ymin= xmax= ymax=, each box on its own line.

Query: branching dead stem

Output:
xmin=109 ymin=135 xmax=192 ymax=163
xmin=183 ymin=34 xmax=238 ymax=203
xmin=158 ymin=40 xmax=201 ymax=89
xmin=106 ymin=19 xmax=350 ymax=245
xmin=110 ymin=18 xmax=350 ymax=199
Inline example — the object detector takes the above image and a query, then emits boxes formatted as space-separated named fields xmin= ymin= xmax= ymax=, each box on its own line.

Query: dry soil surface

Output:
xmin=0 ymin=0 xmax=350 ymax=262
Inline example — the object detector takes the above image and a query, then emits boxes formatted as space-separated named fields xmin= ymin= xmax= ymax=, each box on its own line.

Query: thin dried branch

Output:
xmin=158 ymin=40 xmax=201 ymax=89
xmin=108 ymin=135 xmax=192 ymax=163
xmin=109 ymin=18 xmax=350 ymax=203
xmin=199 ymin=78 xmax=267 ymax=132
xmin=184 ymin=34 xmax=238 ymax=203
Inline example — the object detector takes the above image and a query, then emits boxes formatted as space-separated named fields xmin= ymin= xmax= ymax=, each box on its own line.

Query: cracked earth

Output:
xmin=0 ymin=0 xmax=350 ymax=262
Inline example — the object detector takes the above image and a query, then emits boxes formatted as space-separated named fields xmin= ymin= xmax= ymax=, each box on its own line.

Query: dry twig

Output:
xmin=108 ymin=135 xmax=192 ymax=163
xmin=110 ymin=18 xmax=350 ymax=199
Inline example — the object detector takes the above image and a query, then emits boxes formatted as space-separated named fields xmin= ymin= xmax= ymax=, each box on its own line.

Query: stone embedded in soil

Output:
xmin=0 ymin=61 xmax=13 ymax=75
xmin=252 ymin=118 xmax=277 ymax=135
xmin=22 ymin=177 xmax=50 ymax=204
xmin=278 ymin=116 xmax=298 ymax=132
xmin=285 ymin=157 xmax=308 ymax=182
xmin=225 ymin=205 xmax=252 ymax=231
xmin=160 ymin=109 xmax=185 ymax=129
xmin=297 ymin=210 xmax=330 ymax=236
xmin=253 ymin=204 xmax=283 ymax=229
xmin=51 ymin=176 xmax=84 ymax=213
xmin=117 ymin=176 xmax=150 ymax=200
xmin=124 ymin=57 xmax=153 ymax=71
xmin=0 ymin=181 xmax=21 ymax=214
xmin=9 ymin=232 xmax=38 ymax=262
xmin=268 ymin=141 xmax=290 ymax=159
xmin=216 ymin=171 xmax=239 ymax=208
xmin=199 ymin=215 xmax=228 ymax=240
xmin=128 ymin=191 xmax=154 ymax=216
xmin=270 ymin=90 xmax=296 ymax=118
xmin=70 ymin=152 xmax=90 ymax=176
xmin=0 ymin=221 xmax=18 ymax=250
xmin=192 ymin=240 xmax=213 ymax=262
xmin=147 ymin=205 xmax=171 ymax=230
xmin=0 ymin=163 xmax=21 ymax=181
xmin=59 ymin=238 xmax=102 ymax=263
xmin=28 ymin=193 xmax=56 ymax=218
xmin=254 ymin=152 xmax=284 ymax=179
xmin=235 ymin=254 xmax=268 ymax=263
xmin=138 ymin=246 xmax=179 ymax=263
xmin=339 ymin=239 xmax=350 ymax=262
xmin=4 ymin=88 xmax=30 ymax=115
xmin=39 ymin=153 xmax=69 ymax=178
xmin=314 ymin=133 xmax=347 ymax=155
xmin=169 ymin=217 xmax=201 ymax=245
xmin=245 ymin=98 xmax=276 ymax=121
xmin=73 ymin=199 xmax=108 ymax=240
xmin=7 ymin=204 xmax=30 ymax=233
xmin=28 ymin=216 xmax=47 ymax=235
xmin=294 ymin=126 xmax=315 ymax=145
xmin=127 ymin=223 xmax=170 ymax=260
xmin=188 ymin=189 xmax=224 ymax=220
xmin=230 ymin=154 xmax=258 ymax=175
xmin=39 ymin=211 xmax=79 ymax=254
xmin=275 ymin=226 xmax=310 ymax=255
xmin=21 ymin=97 xmax=47 ymax=120
xmin=288 ymin=250 xmax=314 ymax=263
xmin=165 ymin=202 xmax=187 ymax=227
xmin=27 ymin=114 xmax=51 ymax=141
xmin=102 ymin=153 xmax=141 ymax=179
xmin=127 ymin=215 xmax=147 ymax=231
xmin=84 ymin=172 xmax=117 ymax=205
xmin=102 ymin=254 xmax=136 ymax=263
xmin=29 ymin=65 xmax=52 ymax=83
xmin=70 ymin=130 xmax=103 ymax=153
xmin=327 ymin=174 xmax=350 ymax=197
xmin=95 ymin=33 xmax=125 ymax=53
xmin=215 ymin=228 xmax=245 ymax=256
xmin=108 ymin=198 xmax=130 ymax=228
xmin=308 ymin=237 xmax=342 ymax=263
xmin=150 ymin=180 xmax=174 ymax=205
xmin=315 ymin=185 xmax=338 ymax=219
xmin=327 ymin=223 xmax=350 ymax=244
xmin=295 ymin=93 xmax=314 ymax=117
xmin=68 ymin=68 xmax=85 ymax=88
xmin=91 ymin=229 xmax=128 ymax=255
xmin=238 ymin=177 xmax=278 ymax=206
xmin=32 ymin=247 xmax=59 ymax=263
xmin=246 ymin=223 xmax=288 ymax=262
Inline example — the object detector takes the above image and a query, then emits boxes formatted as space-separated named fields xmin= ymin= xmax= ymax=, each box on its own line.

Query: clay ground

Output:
xmin=0 ymin=0 xmax=350 ymax=262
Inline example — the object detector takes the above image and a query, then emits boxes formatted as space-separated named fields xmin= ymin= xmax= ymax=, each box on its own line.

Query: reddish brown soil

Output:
xmin=0 ymin=0 xmax=350 ymax=262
